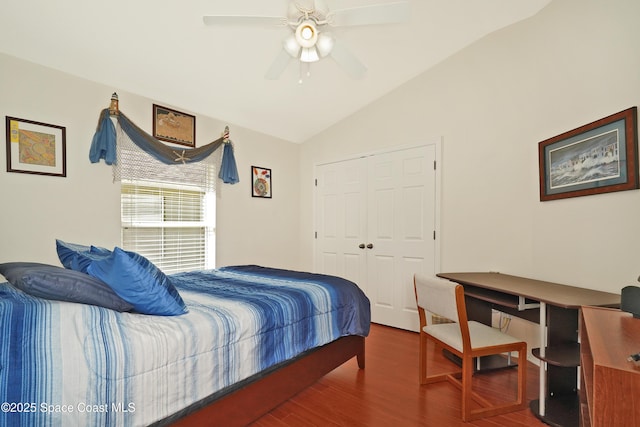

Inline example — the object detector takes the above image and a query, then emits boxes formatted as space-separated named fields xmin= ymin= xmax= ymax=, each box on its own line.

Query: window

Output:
xmin=121 ymin=181 xmax=215 ymax=274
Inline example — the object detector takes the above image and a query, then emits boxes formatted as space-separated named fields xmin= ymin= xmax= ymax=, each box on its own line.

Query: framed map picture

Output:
xmin=251 ymin=166 xmax=272 ymax=198
xmin=152 ymin=104 xmax=196 ymax=147
xmin=5 ymin=116 xmax=67 ymax=177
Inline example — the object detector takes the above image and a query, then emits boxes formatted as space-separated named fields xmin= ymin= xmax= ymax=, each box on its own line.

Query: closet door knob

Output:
xmin=366 ymin=243 xmax=373 ymax=249
xmin=358 ymin=243 xmax=365 ymax=249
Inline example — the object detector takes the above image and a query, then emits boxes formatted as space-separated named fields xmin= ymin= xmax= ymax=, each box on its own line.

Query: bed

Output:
xmin=0 ymin=259 xmax=370 ymax=427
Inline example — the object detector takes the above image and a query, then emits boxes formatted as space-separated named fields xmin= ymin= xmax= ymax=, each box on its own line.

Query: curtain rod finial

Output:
xmin=223 ymin=125 xmax=230 ymax=142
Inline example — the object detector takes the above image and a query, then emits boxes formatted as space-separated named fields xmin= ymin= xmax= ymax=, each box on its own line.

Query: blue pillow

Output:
xmin=90 ymin=245 xmax=111 ymax=256
xmin=0 ymin=262 xmax=134 ymax=312
xmin=86 ymin=247 xmax=188 ymax=316
xmin=56 ymin=239 xmax=111 ymax=273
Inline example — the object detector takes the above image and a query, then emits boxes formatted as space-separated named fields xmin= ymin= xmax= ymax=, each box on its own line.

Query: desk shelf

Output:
xmin=530 ymin=394 xmax=580 ymax=427
xmin=532 ymin=343 xmax=580 ymax=367
xmin=531 ymin=305 xmax=580 ymax=427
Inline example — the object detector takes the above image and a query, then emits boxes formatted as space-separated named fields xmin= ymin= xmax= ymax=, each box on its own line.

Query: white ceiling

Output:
xmin=1 ymin=0 xmax=551 ymax=143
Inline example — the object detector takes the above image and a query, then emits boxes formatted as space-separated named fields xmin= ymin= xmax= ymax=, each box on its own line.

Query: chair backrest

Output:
xmin=414 ymin=274 xmax=473 ymax=352
xmin=414 ymin=274 xmax=462 ymax=324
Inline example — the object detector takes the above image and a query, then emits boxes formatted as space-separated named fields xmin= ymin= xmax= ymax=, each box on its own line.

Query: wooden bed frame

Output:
xmin=171 ymin=335 xmax=366 ymax=427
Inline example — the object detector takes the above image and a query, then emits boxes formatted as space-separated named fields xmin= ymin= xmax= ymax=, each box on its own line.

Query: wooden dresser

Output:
xmin=579 ymin=306 xmax=640 ymax=427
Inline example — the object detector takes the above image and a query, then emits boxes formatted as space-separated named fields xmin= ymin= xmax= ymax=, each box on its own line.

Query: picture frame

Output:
xmin=152 ymin=104 xmax=196 ymax=147
xmin=5 ymin=116 xmax=67 ymax=177
xmin=538 ymin=107 xmax=638 ymax=201
xmin=251 ymin=166 xmax=272 ymax=198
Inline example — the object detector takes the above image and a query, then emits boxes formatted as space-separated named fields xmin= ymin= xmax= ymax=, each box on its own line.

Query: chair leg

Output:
xmin=461 ymin=354 xmax=474 ymax=422
xmin=517 ymin=345 xmax=527 ymax=406
xmin=419 ymin=332 xmax=428 ymax=384
xmin=463 ymin=344 xmax=528 ymax=421
xmin=419 ymin=334 xmax=527 ymax=421
xmin=420 ymin=334 xmax=459 ymax=385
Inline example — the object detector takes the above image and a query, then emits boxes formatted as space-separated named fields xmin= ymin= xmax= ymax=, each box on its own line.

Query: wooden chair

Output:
xmin=413 ymin=273 xmax=527 ymax=421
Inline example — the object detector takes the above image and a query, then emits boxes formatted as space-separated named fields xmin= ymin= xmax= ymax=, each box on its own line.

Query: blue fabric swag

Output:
xmin=218 ymin=142 xmax=239 ymax=184
xmin=89 ymin=110 xmax=117 ymax=165
xmin=89 ymin=108 xmax=240 ymax=184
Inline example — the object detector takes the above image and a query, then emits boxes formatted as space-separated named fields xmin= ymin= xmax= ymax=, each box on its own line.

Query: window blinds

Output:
xmin=121 ymin=182 xmax=215 ymax=274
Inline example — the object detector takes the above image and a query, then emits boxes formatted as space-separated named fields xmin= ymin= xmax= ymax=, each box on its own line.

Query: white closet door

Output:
xmin=314 ymin=157 xmax=368 ymax=293
xmin=314 ymin=144 xmax=438 ymax=331
xmin=367 ymin=145 xmax=436 ymax=331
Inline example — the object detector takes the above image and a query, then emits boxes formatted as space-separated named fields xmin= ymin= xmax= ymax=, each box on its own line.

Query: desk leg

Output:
xmin=539 ymin=302 xmax=547 ymax=417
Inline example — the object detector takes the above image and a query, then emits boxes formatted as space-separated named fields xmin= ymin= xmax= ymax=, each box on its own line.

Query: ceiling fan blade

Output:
xmin=203 ymin=15 xmax=286 ymax=27
xmin=329 ymin=1 xmax=409 ymax=27
xmin=265 ymin=49 xmax=293 ymax=80
xmin=329 ymin=40 xmax=367 ymax=79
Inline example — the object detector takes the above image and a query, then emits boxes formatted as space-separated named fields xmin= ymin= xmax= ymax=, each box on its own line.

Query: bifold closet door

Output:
xmin=315 ymin=157 xmax=368 ymax=295
xmin=366 ymin=146 xmax=436 ymax=331
xmin=315 ymin=145 xmax=437 ymax=331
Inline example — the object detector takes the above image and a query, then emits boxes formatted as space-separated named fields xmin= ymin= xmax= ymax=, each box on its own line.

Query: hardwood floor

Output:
xmin=250 ymin=323 xmax=547 ymax=426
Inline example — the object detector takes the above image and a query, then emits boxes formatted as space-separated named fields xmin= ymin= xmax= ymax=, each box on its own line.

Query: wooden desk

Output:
xmin=437 ymin=272 xmax=620 ymax=427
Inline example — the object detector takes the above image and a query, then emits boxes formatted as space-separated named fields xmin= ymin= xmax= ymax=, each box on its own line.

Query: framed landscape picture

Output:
xmin=5 ymin=116 xmax=67 ymax=177
xmin=538 ymin=107 xmax=638 ymax=201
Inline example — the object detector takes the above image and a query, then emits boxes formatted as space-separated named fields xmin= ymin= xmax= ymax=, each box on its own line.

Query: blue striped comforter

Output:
xmin=0 ymin=265 xmax=370 ymax=427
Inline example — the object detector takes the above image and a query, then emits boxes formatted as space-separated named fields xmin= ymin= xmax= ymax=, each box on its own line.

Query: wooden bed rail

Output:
xmin=170 ymin=335 xmax=365 ymax=427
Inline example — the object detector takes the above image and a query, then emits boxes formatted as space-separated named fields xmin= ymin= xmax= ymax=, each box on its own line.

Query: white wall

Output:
xmin=0 ymin=53 xmax=301 ymax=270
xmin=299 ymin=0 xmax=640 ymax=295
xmin=3 ymin=0 xmax=638 ymax=294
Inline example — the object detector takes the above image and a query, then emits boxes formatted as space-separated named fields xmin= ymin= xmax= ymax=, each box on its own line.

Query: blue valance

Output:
xmin=89 ymin=108 xmax=239 ymax=184
xmin=218 ymin=143 xmax=239 ymax=184
xmin=89 ymin=109 xmax=117 ymax=165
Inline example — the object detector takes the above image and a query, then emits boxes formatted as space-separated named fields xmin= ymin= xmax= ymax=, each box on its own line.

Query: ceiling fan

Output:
xmin=203 ymin=0 xmax=409 ymax=81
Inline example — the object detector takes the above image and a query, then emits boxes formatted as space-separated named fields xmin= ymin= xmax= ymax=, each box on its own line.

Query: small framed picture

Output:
xmin=152 ymin=104 xmax=196 ymax=147
xmin=251 ymin=166 xmax=272 ymax=198
xmin=5 ymin=116 xmax=67 ymax=177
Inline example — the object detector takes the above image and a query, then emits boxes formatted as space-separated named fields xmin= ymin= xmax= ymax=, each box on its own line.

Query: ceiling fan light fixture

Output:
xmin=295 ymin=20 xmax=318 ymax=48
xmin=283 ymin=34 xmax=301 ymax=58
xmin=300 ymin=47 xmax=319 ymax=63
xmin=316 ymin=32 xmax=334 ymax=57
xmin=204 ymin=0 xmax=410 ymax=81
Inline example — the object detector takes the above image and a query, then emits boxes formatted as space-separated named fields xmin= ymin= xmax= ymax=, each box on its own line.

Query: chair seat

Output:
xmin=424 ymin=321 xmax=522 ymax=352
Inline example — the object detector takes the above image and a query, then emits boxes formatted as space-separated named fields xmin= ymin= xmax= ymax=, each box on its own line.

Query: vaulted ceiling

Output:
xmin=1 ymin=0 xmax=551 ymax=142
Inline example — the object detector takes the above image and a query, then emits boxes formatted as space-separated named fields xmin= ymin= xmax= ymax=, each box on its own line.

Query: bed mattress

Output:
xmin=0 ymin=265 xmax=370 ymax=427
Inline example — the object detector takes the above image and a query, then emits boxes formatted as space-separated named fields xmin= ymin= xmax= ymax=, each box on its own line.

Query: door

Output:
xmin=314 ymin=144 xmax=439 ymax=331
xmin=314 ymin=157 xmax=368 ymax=291
xmin=367 ymin=145 xmax=436 ymax=331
